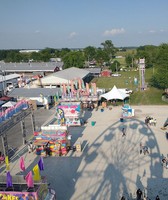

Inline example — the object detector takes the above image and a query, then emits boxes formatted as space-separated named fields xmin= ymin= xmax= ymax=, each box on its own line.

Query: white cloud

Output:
xmin=35 ymin=30 xmax=40 ymax=33
xmin=149 ymin=30 xmax=156 ymax=33
xmin=68 ymin=32 xmax=78 ymax=39
xmin=103 ymin=28 xmax=125 ymax=36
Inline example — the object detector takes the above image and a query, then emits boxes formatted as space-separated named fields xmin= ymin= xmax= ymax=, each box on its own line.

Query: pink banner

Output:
xmin=0 ymin=191 xmax=37 ymax=199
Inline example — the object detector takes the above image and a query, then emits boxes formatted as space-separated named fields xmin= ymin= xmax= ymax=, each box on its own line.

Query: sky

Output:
xmin=0 ymin=0 xmax=168 ymax=49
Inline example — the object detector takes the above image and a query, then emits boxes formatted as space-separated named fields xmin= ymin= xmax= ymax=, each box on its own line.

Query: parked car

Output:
xmin=119 ymin=88 xmax=133 ymax=94
xmin=111 ymin=73 xmax=121 ymax=77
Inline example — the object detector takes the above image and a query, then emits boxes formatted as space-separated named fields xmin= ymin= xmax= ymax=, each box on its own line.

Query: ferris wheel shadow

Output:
xmin=73 ymin=117 xmax=166 ymax=200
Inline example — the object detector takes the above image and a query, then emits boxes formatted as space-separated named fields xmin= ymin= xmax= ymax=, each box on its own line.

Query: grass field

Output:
xmin=92 ymin=68 xmax=167 ymax=105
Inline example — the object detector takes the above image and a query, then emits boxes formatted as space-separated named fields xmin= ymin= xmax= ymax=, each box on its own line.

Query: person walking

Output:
xmin=136 ymin=188 xmax=142 ymax=200
xmin=140 ymin=142 xmax=143 ymax=154
xmin=122 ymin=127 xmax=126 ymax=137
xmin=155 ymin=195 xmax=160 ymax=200
xmin=28 ymin=143 xmax=32 ymax=153
xmin=28 ymin=142 xmax=35 ymax=153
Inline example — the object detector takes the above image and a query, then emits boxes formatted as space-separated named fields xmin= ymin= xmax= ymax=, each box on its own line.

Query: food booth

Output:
xmin=33 ymin=117 xmax=70 ymax=157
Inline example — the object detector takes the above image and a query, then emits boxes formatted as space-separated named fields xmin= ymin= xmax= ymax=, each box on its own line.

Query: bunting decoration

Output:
xmin=6 ymin=171 xmax=12 ymax=188
xmin=19 ymin=156 xmax=26 ymax=171
xmin=33 ymin=164 xmax=41 ymax=181
xmin=25 ymin=171 xmax=34 ymax=187
xmin=5 ymin=156 xmax=10 ymax=171
xmin=38 ymin=157 xmax=44 ymax=171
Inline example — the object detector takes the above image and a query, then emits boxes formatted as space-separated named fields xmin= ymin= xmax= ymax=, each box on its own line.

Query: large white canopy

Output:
xmin=2 ymin=101 xmax=17 ymax=108
xmin=100 ymin=85 xmax=129 ymax=100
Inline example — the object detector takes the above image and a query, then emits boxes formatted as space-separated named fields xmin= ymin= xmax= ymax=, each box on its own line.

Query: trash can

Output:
xmin=120 ymin=118 xmax=124 ymax=122
xmin=91 ymin=121 xmax=96 ymax=126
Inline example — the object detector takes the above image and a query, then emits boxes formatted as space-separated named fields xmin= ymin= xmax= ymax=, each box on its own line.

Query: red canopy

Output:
xmin=0 ymin=96 xmax=12 ymax=101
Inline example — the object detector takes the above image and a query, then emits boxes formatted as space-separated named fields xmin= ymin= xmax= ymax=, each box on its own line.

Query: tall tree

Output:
xmin=83 ymin=46 xmax=96 ymax=61
xmin=95 ymin=48 xmax=108 ymax=66
xmin=149 ymin=43 xmax=168 ymax=89
xmin=101 ymin=40 xmax=117 ymax=60
xmin=136 ymin=45 xmax=159 ymax=68
xmin=62 ymin=51 xmax=85 ymax=69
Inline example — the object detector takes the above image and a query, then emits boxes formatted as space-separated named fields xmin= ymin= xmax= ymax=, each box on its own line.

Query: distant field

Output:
xmin=92 ymin=68 xmax=167 ymax=105
xmin=115 ymin=49 xmax=137 ymax=57
xmin=114 ymin=49 xmax=137 ymax=67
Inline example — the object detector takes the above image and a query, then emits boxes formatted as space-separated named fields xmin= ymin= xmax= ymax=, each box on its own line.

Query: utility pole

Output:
xmin=132 ymin=57 xmax=134 ymax=70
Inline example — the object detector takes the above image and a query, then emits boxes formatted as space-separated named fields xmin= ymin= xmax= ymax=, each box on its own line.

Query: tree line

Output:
xmin=0 ymin=41 xmax=168 ymax=89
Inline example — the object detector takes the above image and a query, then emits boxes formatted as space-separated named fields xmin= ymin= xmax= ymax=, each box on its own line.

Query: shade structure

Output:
xmin=2 ymin=101 xmax=17 ymax=108
xmin=100 ymin=85 xmax=129 ymax=100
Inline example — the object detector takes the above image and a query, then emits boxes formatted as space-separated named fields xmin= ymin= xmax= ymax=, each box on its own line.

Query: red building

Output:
xmin=101 ymin=70 xmax=111 ymax=77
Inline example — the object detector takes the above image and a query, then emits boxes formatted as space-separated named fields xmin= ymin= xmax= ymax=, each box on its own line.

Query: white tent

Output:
xmin=100 ymin=85 xmax=129 ymax=100
xmin=2 ymin=101 xmax=17 ymax=108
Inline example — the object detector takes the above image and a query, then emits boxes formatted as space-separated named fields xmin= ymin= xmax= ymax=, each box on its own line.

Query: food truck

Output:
xmin=0 ymin=175 xmax=56 ymax=200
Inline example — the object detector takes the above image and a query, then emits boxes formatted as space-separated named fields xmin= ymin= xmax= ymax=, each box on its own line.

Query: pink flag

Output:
xmin=19 ymin=156 xmax=25 ymax=171
xmin=25 ymin=171 xmax=34 ymax=188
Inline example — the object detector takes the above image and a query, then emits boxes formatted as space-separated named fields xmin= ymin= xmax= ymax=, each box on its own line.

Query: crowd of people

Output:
xmin=140 ymin=142 xmax=150 ymax=155
xmin=161 ymin=154 xmax=168 ymax=169
xmin=145 ymin=116 xmax=157 ymax=127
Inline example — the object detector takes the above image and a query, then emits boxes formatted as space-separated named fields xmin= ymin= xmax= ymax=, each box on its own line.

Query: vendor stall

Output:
xmin=122 ymin=104 xmax=134 ymax=118
xmin=34 ymin=121 xmax=70 ymax=157
xmin=57 ymin=102 xmax=82 ymax=126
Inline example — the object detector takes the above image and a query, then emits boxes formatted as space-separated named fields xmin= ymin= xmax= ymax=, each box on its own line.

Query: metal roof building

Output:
xmin=8 ymin=88 xmax=61 ymax=98
xmin=0 ymin=74 xmax=20 ymax=96
xmin=0 ymin=62 xmax=63 ymax=73
xmin=0 ymin=74 xmax=20 ymax=83
xmin=85 ymin=68 xmax=101 ymax=77
xmin=34 ymin=67 xmax=91 ymax=86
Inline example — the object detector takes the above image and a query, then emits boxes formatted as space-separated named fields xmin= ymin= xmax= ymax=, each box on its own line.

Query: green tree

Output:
xmin=83 ymin=46 xmax=97 ymax=61
xmin=95 ymin=48 xmax=108 ymax=66
xmin=136 ymin=45 xmax=159 ymax=68
xmin=30 ymin=52 xmax=42 ymax=62
xmin=5 ymin=50 xmax=20 ymax=62
xmin=149 ymin=43 xmax=168 ymax=89
xmin=110 ymin=60 xmax=121 ymax=72
xmin=62 ymin=51 xmax=85 ymax=69
xmin=60 ymin=48 xmax=71 ymax=58
xmin=150 ymin=68 xmax=168 ymax=89
xmin=125 ymin=54 xmax=133 ymax=67
xmin=101 ymin=40 xmax=117 ymax=60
